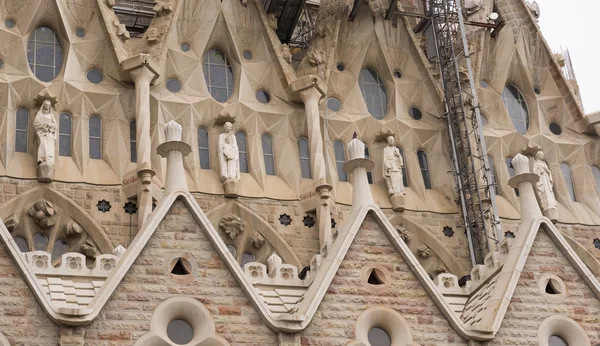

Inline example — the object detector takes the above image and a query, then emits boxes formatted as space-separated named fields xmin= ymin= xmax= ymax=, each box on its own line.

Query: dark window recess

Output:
xmin=545 ymin=281 xmax=559 ymax=295
xmin=124 ymin=201 xmax=137 ymax=215
xmin=96 ymin=199 xmax=111 ymax=213
xmin=442 ymin=226 xmax=454 ymax=238
xmin=166 ymin=319 xmax=194 ymax=345
xmin=331 ymin=218 xmax=336 ymax=229
xmin=258 ymin=0 xmax=306 ymax=44
xmin=458 ymin=275 xmax=471 ymax=287
xmin=593 ymin=238 xmax=600 ymax=249
xmin=171 ymin=258 xmax=190 ymax=275
xmin=302 ymin=215 xmax=315 ymax=228
xmin=367 ymin=269 xmax=384 ymax=285
xmin=549 ymin=123 xmax=562 ymax=135
xmin=298 ymin=266 xmax=310 ymax=280
xmin=425 ymin=23 xmax=437 ymax=61
xmin=112 ymin=0 xmax=155 ymax=37
xmin=364 ymin=146 xmax=373 ymax=184
xmin=336 ymin=64 xmax=345 ymax=71
xmin=279 ymin=214 xmax=292 ymax=226
xmin=504 ymin=231 xmax=515 ymax=239
xmin=368 ymin=327 xmax=392 ymax=346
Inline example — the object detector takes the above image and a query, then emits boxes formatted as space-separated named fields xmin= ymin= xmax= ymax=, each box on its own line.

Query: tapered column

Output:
xmin=298 ymin=86 xmax=326 ymax=183
xmin=344 ymin=137 xmax=375 ymax=212
xmin=157 ymin=121 xmax=191 ymax=193
xmin=508 ymin=154 xmax=542 ymax=224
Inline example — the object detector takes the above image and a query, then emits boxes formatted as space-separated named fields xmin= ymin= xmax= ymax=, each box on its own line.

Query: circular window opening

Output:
xmin=243 ymin=50 xmax=253 ymax=60
xmin=549 ymin=123 xmax=562 ymax=135
xmin=534 ymin=87 xmax=542 ymax=95
xmin=393 ymin=70 xmax=402 ymax=78
xmin=544 ymin=278 xmax=563 ymax=295
xmin=327 ymin=98 xmax=341 ymax=112
xmin=408 ymin=107 xmax=422 ymax=120
xmin=336 ymin=63 xmax=345 ymax=71
xmin=170 ymin=257 xmax=192 ymax=276
xmin=5 ymin=19 xmax=15 ymax=28
xmin=87 ymin=69 xmax=103 ymax=84
xmin=367 ymin=268 xmax=385 ymax=285
xmin=166 ymin=79 xmax=182 ymax=93
xmin=227 ymin=245 xmax=237 ymax=257
xmin=256 ymin=89 xmax=270 ymax=103
xmin=480 ymin=80 xmax=489 ymax=88
xmin=75 ymin=28 xmax=85 ymax=38
xmin=167 ymin=319 xmax=194 ymax=345
xmin=181 ymin=42 xmax=190 ymax=52
xmin=548 ymin=335 xmax=568 ymax=346
xmin=368 ymin=327 xmax=392 ymax=346
xmin=241 ymin=252 xmax=255 ymax=267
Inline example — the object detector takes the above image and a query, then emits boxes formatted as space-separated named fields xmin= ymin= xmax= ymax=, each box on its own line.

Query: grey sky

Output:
xmin=536 ymin=0 xmax=600 ymax=114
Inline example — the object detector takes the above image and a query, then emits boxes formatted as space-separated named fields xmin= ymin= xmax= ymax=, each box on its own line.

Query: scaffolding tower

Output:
xmin=428 ymin=0 xmax=501 ymax=265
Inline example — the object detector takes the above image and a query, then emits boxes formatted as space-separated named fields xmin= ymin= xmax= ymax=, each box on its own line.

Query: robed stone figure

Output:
xmin=34 ymin=100 xmax=57 ymax=182
xmin=218 ymin=122 xmax=240 ymax=197
xmin=533 ymin=151 xmax=558 ymax=222
xmin=382 ymin=136 xmax=405 ymax=211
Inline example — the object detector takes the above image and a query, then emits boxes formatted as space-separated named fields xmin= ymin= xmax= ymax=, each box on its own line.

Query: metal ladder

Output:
xmin=429 ymin=0 xmax=501 ymax=265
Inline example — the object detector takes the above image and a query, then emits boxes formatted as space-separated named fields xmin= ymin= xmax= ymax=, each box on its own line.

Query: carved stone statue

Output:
xmin=382 ymin=136 xmax=405 ymax=212
xmin=34 ymin=100 xmax=57 ymax=183
xmin=218 ymin=122 xmax=240 ymax=197
xmin=532 ymin=151 xmax=558 ymax=222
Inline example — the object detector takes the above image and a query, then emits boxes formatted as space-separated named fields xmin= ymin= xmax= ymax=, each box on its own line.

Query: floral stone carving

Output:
xmin=28 ymin=200 xmax=57 ymax=229
xmin=219 ymin=214 xmax=245 ymax=239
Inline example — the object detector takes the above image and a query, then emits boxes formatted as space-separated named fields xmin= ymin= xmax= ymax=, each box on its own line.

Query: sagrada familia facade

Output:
xmin=0 ymin=0 xmax=598 ymax=344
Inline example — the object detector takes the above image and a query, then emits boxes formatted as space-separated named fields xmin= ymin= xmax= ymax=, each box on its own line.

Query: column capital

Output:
xmin=292 ymin=75 xmax=327 ymax=101
xmin=121 ymin=54 xmax=160 ymax=85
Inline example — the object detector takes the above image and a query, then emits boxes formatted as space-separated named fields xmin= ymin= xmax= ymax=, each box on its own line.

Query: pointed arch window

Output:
xmin=15 ymin=108 xmax=29 ymax=153
xmin=261 ymin=134 xmax=275 ymax=175
xmin=592 ymin=166 xmax=600 ymax=196
xmin=358 ymin=68 xmax=387 ymax=120
xmin=298 ymin=137 xmax=311 ymax=179
xmin=417 ymin=150 xmax=431 ymax=189
xmin=397 ymin=147 xmax=408 ymax=187
xmin=198 ymin=128 xmax=210 ymax=169
xmin=502 ymin=85 xmax=529 ymax=135
xmin=203 ymin=49 xmax=234 ymax=103
xmin=364 ymin=145 xmax=373 ymax=184
xmin=89 ymin=115 xmax=102 ymax=159
xmin=236 ymin=132 xmax=248 ymax=173
xmin=27 ymin=26 xmax=63 ymax=82
xmin=59 ymin=113 xmax=72 ymax=157
xmin=334 ymin=141 xmax=347 ymax=182
xmin=130 ymin=120 xmax=137 ymax=163
xmin=560 ymin=163 xmax=576 ymax=202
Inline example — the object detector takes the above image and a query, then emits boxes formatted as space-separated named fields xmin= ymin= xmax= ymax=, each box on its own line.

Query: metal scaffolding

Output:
xmin=428 ymin=0 xmax=501 ymax=265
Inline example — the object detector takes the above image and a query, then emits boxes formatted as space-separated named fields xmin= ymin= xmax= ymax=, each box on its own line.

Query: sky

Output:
xmin=536 ymin=0 xmax=600 ymax=114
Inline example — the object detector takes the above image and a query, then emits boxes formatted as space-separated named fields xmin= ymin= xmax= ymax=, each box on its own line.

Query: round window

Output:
xmin=368 ymin=327 xmax=392 ymax=346
xmin=243 ymin=50 xmax=253 ymax=60
xmin=5 ymin=19 xmax=15 ymax=28
xmin=393 ymin=70 xmax=402 ymax=78
xmin=502 ymin=85 xmax=529 ymax=135
xmin=87 ymin=69 xmax=103 ymax=84
xmin=75 ymin=28 xmax=86 ymax=38
xmin=549 ymin=123 xmax=562 ymax=135
xmin=166 ymin=319 xmax=194 ymax=345
xmin=181 ymin=43 xmax=190 ymax=52
xmin=336 ymin=63 xmax=345 ymax=71
xmin=358 ymin=68 xmax=387 ymax=120
xmin=534 ymin=87 xmax=542 ymax=95
xmin=241 ymin=252 xmax=255 ymax=267
xmin=227 ymin=245 xmax=237 ymax=257
xmin=408 ymin=107 xmax=422 ymax=120
xmin=203 ymin=49 xmax=234 ymax=102
xmin=166 ymin=79 xmax=182 ymax=93
xmin=28 ymin=27 xmax=63 ymax=82
xmin=548 ymin=335 xmax=568 ymax=346
xmin=480 ymin=80 xmax=489 ymax=88
xmin=327 ymin=98 xmax=341 ymax=111
xmin=256 ymin=89 xmax=270 ymax=103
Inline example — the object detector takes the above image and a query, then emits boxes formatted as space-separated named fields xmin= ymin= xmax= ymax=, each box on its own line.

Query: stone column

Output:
xmin=343 ymin=137 xmax=375 ymax=212
xmin=508 ymin=154 xmax=542 ymax=224
xmin=123 ymin=55 xmax=159 ymax=227
xmin=157 ymin=121 xmax=191 ymax=193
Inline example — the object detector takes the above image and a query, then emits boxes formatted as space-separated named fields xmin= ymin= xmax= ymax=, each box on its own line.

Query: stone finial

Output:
xmin=347 ymin=138 xmax=366 ymax=160
xmin=164 ymin=120 xmax=183 ymax=142
xmin=113 ymin=245 xmax=126 ymax=257
xmin=511 ymin=154 xmax=529 ymax=175
xmin=267 ymin=253 xmax=282 ymax=276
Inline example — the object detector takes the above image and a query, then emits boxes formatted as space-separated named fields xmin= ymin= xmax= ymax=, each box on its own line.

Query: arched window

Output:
xmin=236 ymin=132 xmax=248 ymax=173
xmin=298 ymin=137 xmax=311 ymax=179
xmin=130 ymin=120 xmax=137 ymax=163
xmin=28 ymin=27 xmax=63 ymax=82
xmin=203 ymin=49 xmax=234 ymax=102
xmin=417 ymin=150 xmax=431 ymax=189
xmin=89 ymin=116 xmax=102 ymax=159
xmin=506 ymin=157 xmax=519 ymax=196
xmin=364 ymin=145 xmax=373 ymax=184
xmin=261 ymin=134 xmax=275 ymax=175
xmin=592 ymin=166 xmax=600 ymax=195
xmin=197 ymin=128 xmax=209 ymax=169
xmin=560 ymin=163 xmax=576 ymax=202
xmin=334 ymin=141 xmax=347 ymax=182
xmin=358 ymin=68 xmax=387 ymax=120
xmin=487 ymin=157 xmax=497 ymax=194
xmin=15 ymin=108 xmax=29 ymax=153
xmin=502 ymin=85 xmax=529 ymax=135
xmin=397 ymin=147 xmax=408 ymax=187
xmin=59 ymin=113 xmax=72 ymax=157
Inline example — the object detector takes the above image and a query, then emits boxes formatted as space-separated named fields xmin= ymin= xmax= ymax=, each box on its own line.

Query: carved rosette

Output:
xmin=219 ymin=214 xmax=245 ymax=239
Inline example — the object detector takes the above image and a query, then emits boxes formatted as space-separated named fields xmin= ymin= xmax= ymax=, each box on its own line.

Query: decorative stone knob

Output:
xmin=164 ymin=120 xmax=183 ymax=142
xmin=267 ymin=253 xmax=282 ymax=276
xmin=347 ymin=138 xmax=365 ymax=160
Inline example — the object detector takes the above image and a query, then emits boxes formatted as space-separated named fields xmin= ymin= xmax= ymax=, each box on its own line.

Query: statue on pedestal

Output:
xmin=382 ymin=136 xmax=405 ymax=211
xmin=218 ymin=122 xmax=240 ymax=197
xmin=34 ymin=100 xmax=57 ymax=183
xmin=532 ymin=151 xmax=558 ymax=222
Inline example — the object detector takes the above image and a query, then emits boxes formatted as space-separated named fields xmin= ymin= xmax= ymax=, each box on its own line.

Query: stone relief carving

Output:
xmin=383 ymin=136 xmax=405 ymax=212
xmin=153 ymin=0 xmax=174 ymax=15
xmin=218 ymin=122 xmax=240 ymax=197
xmin=34 ymin=100 xmax=57 ymax=183
xmin=219 ymin=214 xmax=245 ymax=239
xmin=532 ymin=151 xmax=558 ymax=222
xmin=399 ymin=225 xmax=449 ymax=279
xmin=250 ymin=233 xmax=265 ymax=249
xmin=28 ymin=200 xmax=57 ymax=229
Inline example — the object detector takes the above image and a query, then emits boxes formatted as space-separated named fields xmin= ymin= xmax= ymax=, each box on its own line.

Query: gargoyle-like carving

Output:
xmin=113 ymin=19 xmax=130 ymax=40
xmin=65 ymin=219 xmax=83 ymax=237
xmin=4 ymin=214 xmax=18 ymax=232
xmin=28 ymin=200 xmax=57 ymax=229
xmin=153 ymin=0 xmax=173 ymax=14
xmin=146 ymin=27 xmax=160 ymax=42
xmin=250 ymin=233 xmax=265 ymax=249
xmin=418 ymin=247 xmax=432 ymax=259
xmin=80 ymin=240 xmax=100 ymax=259
xmin=219 ymin=214 xmax=245 ymax=239
xmin=281 ymin=44 xmax=292 ymax=64
xmin=396 ymin=226 xmax=410 ymax=243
